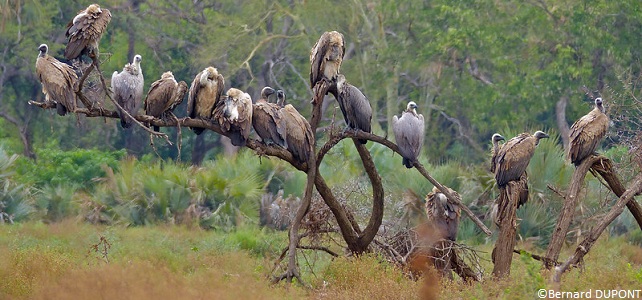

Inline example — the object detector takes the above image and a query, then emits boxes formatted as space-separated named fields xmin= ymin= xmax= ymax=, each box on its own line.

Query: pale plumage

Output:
xmin=494 ymin=131 xmax=549 ymax=187
xmin=187 ymin=67 xmax=225 ymax=135
xmin=35 ymin=44 xmax=78 ymax=116
xmin=392 ymin=101 xmax=425 ymax=168
xmin=277 ymin=90 xmax=314 ymax=164
xmin=144 ymin=71 xmax=187 ymax=131
xmin=425 ymin=186 xmax=461 ymax=241
xmin=214 ymin=88 xmax=253 ymax=147
xmin=309 ymin=31 xmax=345 ymax=89
xmin=252 ymin=87 xmax=287 ymax=148
xmin=64 ymin=4 xmax=111 ymax=60
xmin=568 ymin=98 xmax=609 ymax=166
xmin=490 ymin=133 xmax=506 ymax=174
xmin=336 ymin=74 xmax=372 ymax=144
xmin=111 ymin=55 xmax=144 ymax=129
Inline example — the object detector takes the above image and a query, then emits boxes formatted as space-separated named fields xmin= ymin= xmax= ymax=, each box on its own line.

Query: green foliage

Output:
xmin=0 ymin=147 xmax=33 ymax=223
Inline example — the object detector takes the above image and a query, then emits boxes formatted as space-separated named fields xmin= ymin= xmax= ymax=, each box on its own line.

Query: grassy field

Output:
xmin=1 ymin=221 xmax=641 ymax=299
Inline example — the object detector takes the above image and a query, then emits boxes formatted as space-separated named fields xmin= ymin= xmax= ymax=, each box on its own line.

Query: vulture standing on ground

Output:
xmin=309 ymin=31 xmax=345 ymax=90
xmin=252 ymin=87 xmax=287 ymax=148
xmin=277 ymin=90 xmax=314 ymax=164
xmin=568 ymin=97 xmax=609 ymax=166
xmin=425 ymin=186 xmax=461 ymax=241
xmin=187 ymin=67 xmax=225 ymax=135
xmin=490 ymin=133 xmax=506 ymax=174
xmin=336 ymin=74 xmax=372 ymax=144
xmin=35 ymin=44 xmax=78 ymax=116
xmin=64 ymin=4 xmax=112 ymax=60
xmin=111 ymin=54 xmax=144 ymax=129
xmin=214 ymin=88 xmax=253 ymax=147
xmin=144 ymin=71 xmax=188 ymax=131
xmin=494 ymin=131 xmax=549 ymax=187
xmin=392 ymin=101 xmax=425 ymax=168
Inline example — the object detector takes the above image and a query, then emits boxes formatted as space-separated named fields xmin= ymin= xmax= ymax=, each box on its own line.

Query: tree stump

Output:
xmin=492 ymin=176 xmax=527 ymax=278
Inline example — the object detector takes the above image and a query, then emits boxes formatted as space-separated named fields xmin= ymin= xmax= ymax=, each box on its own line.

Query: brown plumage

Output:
xmin=490 ymin=133 xmax=506 ymax=174
xmin=111 ymin=55 xmax=144 ymax=129
xmin=35 ymin=44 xmax=78 ymax=116
xmin=64 ymin=4 xmax=111 ymax=60
xmin=568 ymin=97 xmax=609 ymax=166
xmin=214 ymin=88 xmax=253 ymax=147
xmin=187 ymin=67 xmax=225 ymax=135
xmin=309 ymin=31 xmax=345 ymax=89
xmin=425 ymin=187 xmax=461 ymax=241
xmin=336 ymin=74 xmax=372 ymax=144
xmin=144 ymin=71 xmax=188 ymax=132
xmin=392 ymin=101 xmax=425 ymax=168
xmin=252 ymin=87 xmax=287 ymax=148
xmin=494 ymin=131 xmax=549 ymax=187
xmin=277 ymin=90 xmax=314 ymax=164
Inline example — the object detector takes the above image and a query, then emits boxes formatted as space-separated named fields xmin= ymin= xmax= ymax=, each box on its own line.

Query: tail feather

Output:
xmin=191 ymin=127 xmax=205 ymax=135
xmin=403 ymin=157 xmax=413 ymax=169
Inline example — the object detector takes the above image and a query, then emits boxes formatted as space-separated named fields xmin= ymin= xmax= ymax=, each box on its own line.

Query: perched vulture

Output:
xmin=494 ymin=131 xmax=549 ymax=187
xmin=309 ymin=31 xmax=345 ymax=89
xmin=64 ymin=4 xmax=112 ymax=60
xmin=425 ymin=186 xmax=461 ymax=241
xmin=568 ymin=97 xmax=609 ymax=166
xmin=392 ymin=101 xmax=425 ymax=168
xmin=214 ymin=88 xmax=253 ymax=147
xmin=187 ymin=67 xmax=225 ymax=135
xmin=111 ymin=55 xmax=144 ymax=129
xmin=336 ymin=74 xmax=372 ymax=144
xmin=35 ymin=44 xmax=78 ymax=116
xmin=252 ymin=87 xmax=287 ymax=148
xmin=490 ymin=133 xmax=506 ymax=174
xmin=277 ymin=90 xmax=314 ymax=164
xmin=144 ymin=71 xmax=188 ymax=131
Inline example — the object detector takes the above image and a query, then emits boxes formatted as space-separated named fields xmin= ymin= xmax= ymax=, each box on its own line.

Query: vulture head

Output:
xmin=223 ymin=88 xmax=250 ymax=121
xmin=327 ymin=31 xmax=345 ymax=61
xmin=161 ymin=71 xmax=174 ymax=80
xmin=595 ymin=97 xmax=605 ymax=113
xmin=259 ymin=86 xmax=276 ymax=103
xmin=38 ymin=44 xmax=48 ymax=57
xmin=492 ymin=133 xmax=505 ymax=144
xmin=336 ymin=73 xmax=346 ymax=90
xmin=202 ymin=67 xmax=219 ymax=82
xmin=533 ymin=130 xmax=549 ymax=145
xmin=276 ymin=89 xmax=286 ymax=107
xmin=406 ymin=101 xmax=418 ymax=114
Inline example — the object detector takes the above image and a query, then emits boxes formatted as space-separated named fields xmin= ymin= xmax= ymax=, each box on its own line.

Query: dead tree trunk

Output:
xmin=491 ymin=176 xmax=527 ymax=278
xmin=591 ymin=157 xmax=642 ymax=229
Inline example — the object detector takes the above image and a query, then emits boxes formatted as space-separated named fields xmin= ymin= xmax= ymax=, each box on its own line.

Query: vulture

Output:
xmin=144 ymin=71 xmax=188 ymax=132
xmin=277 ymin=90 xmax=314 ymax=164
xmin=35 ymin=44 xmax=78 ymax=116
xmin=64 ymin=4 xmax=112 ymax=60
xmin=309 ymin=31 xmax=345 ymax=89
xmin=494 ymin=131 xmax=549 ymax=187
xmin=252 ymin=87 xmax=287 ymax=148
xmin=187 ymin=67 xmax=225 ymax=135
xmin=490 ymin=133 xmax=506 ymax=174
xmin=336 ymin=74 xmax=372 ymax=144
xmin=111 ymin=55 xmax=144 ymax=129
xmin=214 ymin=88 xmax=253 ymax=147
xmin=425 ymin=186 xmax=461 ymax=241
xmin=568 ymin=97 xmax=609 ymax=166
xmin=392 ymin=101 xmax=425 ymax=168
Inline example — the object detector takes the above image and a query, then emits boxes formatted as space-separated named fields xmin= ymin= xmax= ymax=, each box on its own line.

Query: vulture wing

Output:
xmin=495 ymin=133 xmax=534 ymax=187
xmin=65 ymin=7 xmax=111 ymax=60
xmin=36 ymin=55 xmax=78 ymax=115
xmin=568 ymin=109 xmax=609 ymax=165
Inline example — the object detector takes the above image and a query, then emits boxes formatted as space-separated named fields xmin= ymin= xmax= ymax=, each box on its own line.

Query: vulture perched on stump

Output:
xmin=425 ymin=186 xmax=461 ymax=241
xmin=494 ymin=131 xmax=549 ymax=187
xmin=277 ymin=90 xmax=314 ymax=165
xmin=568 ymin=97 xmax=609 ymax=166
xmin=64 ymin=4 xmax=111 ymax=60
xmin=214 ymin=88 xmax=253 ymax=147
xmin=309 ymin=31 xmax=345 ymax=90
xmin=392 ymin=101 xmax=425 ymax=168
xmin=336 ymin=74 xmax=372 ymax=144
xmin=144 ymin=71 xmax=188 ymax=131
xmin=490 ymin=133 xmax=506 ymax=174
xmin=252 ymin=87 xmax=287 ymax=148
xmin=35 ymin=44 xmax=78 ymax=116
xmin=187 ymin=67 xmax=225 ymax=135
xmin=111 ymin=55 xmax=144 ymax=129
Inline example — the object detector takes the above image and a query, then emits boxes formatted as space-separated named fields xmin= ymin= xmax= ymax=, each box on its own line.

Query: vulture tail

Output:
xmin=56 ymin=103 xmax=68 ymax=116
xmin=191 ymin=127 xmax=205 ymax=135
xmin=120 ymin=118 xmax=132 ymax=129
xmin=402 ymin=157 xmax=413 ymax=169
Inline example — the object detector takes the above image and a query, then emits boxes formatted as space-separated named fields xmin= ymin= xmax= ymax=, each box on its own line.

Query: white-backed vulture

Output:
xmin=187 ymin=67 xmax=225 ymax=135
xmin=336 ymin=74 xmax=372 ymax=144
xmin=277 ymin=90 xmax=314 ymax=164
xmin=35 ymin=44 xmax=78 ymax=116
xmin=392 ymin=101 xmax=425 ymax=168
xmin=144 ymin=71 xmax=188 ymax=132
xmin=490 ymin=133 xmax=506 ymax=174
xmin=425 ymin=186 xmax=461 ymax=241
xmin=568 ymin=97 xmax=609 ymax=166
xmin=111 ymin=55 xmax=144 ymax=129
xmin=309 ymin=31 xmax=345 ymax=89
xmin=213 ymin=88 xmax=253 ymax=147
xmin=64 ymin=4 xmax=111 ymax=60
xmin=494 ymin=131 xmax=549 ymax=187
xmin=252 ymin=87 xmax=287 ymax=148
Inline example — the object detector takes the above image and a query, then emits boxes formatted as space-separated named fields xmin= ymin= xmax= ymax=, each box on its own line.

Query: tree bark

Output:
xmin=492 ymin=176 xmax=527 ymax=278
xmin=591 ymin=158 xmax=642 ymax=230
